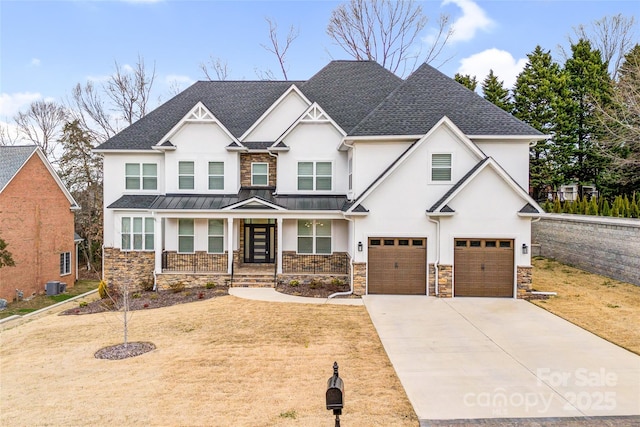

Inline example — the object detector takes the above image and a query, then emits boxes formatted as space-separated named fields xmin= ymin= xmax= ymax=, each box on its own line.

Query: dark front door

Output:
xmin=244 ymin=223 xmax=275 ymax=263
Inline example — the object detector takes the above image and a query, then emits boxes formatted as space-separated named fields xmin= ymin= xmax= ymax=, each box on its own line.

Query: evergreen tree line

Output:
xmin=542 ymin=193 xmax=640 ymax=218
xmin=455 ymin=38 xmax=640 ymax=203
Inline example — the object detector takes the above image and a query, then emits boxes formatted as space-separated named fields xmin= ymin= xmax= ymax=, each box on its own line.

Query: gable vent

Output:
xmin=301 ymin=105 xmax=329 ymax=122
xmin=187 ymin=105 xmax=215 ymax=121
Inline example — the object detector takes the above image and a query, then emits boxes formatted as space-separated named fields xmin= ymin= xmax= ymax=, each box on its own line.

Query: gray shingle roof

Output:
xmin=96 ymin=60 xmax=542 ymax=152
xmin=0 ymin=145 xmax=37 ymax=192
xmin=350 ymin=63 xmax=542 ymax=137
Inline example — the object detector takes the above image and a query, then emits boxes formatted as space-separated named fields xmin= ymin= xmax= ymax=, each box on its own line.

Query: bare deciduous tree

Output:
xmin=569 ymin=14 xmax=636 ymax=78
xmin=12 ymin=100 xmax=67 ymax=160
xmin=260 ymin=17 xmax=299 ymax=80
xmin=105 ymin=55 xmax=156 ymax=126
xmin=326 ymin=0 xmax=452 ymax=75
xmin=68 ymin=81 xmax=117 ymax=142
xmin=200 ymin=55 xmax=230 ymax=81
xmin=0 ymin=123 xmax=20 ymax=146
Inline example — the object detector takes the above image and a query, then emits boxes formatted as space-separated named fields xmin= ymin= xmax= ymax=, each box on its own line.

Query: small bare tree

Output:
xmin=13 ymin=100 xmax=67 ymax=160
xmin=0 ymin=123 xmax=20 ymax=146
xmin=327 ymin=0 xmax=452 ymax=75
xmin=105 ymin=55 xmax=156 ymax=126
xmin=200 ymin=55 xmax=230 ymax=81
xmin=68 ymin=81 xmax=117 ymax=142
xmin=260 ymin=17 xmax=299 ymax=80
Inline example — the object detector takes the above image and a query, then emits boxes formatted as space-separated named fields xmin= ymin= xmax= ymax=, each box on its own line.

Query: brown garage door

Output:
xmin=454 ymin=239 xmax=514 ymax=297
xmin=368 ymin=238 xmax=426 ymax=295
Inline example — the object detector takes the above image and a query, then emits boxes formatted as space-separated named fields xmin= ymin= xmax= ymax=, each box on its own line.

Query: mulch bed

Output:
xmin=61 ymin=286 xmax=229 ymax=316
xmin=276 ymin=281 xmax=352 ymax=298
xmin=94 ymin=342 xmax=157 ymax=360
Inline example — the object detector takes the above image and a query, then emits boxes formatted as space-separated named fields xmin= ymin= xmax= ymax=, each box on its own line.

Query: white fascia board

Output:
xmin=158 ymin=101 xmax=241 ymax=147
xmin=517 ymin=212 xmax=543 ymax=218
xmin=239 ymin=84 xmax=312 ymax=142
xmin=274 ymin=102 xmax=347 ymax=146
xmin=222 ymin=197 xmax=286 ymax=211
xmin=338 ymin=134 xmax=421 ymax=151
xmin=469 ymin=134 xmax=550 ymax=141
xmin=151 ymin=145 xmax=176 ymax=152
xmin=435 ymin=116 xmax=486 ymax=159
xmin=93 ymin=149 xmax=156 ymax=154
xmin=425 ymin=211 xmax=455 ymax=217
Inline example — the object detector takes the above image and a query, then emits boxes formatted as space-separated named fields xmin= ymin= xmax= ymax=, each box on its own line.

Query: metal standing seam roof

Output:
xmin=0 ymin=145 xmax=37 ymax=191
xmin=107 ymin=191 xmax=358 ymax=212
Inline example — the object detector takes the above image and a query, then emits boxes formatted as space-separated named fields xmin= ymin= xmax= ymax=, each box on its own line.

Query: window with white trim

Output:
xmin=178 ymin=219 xmax=194 ymax=253
xmin=297 ymin=220 xmax=331 ymax=254
xmin=125 ymin=163 xmax=157 ymax=190
xmin=208 ymin=162 xmax=224 ymax=190
xmin=178 ymin=161 xmax=195 ymax=190
xmin=297 ymin=161 xmax=332 ymax=191
xmin=60 ymin=252 xmax=71 ymax=275
xmin=251 ymin=163 xmax=268 ymax=186
xmin=208 ymin=219 xmax=224 ymax=253
xmin=121 ymin=217 xmax=154 ymax=251
xmin=431 ymin=153 xmax=452 ymax=181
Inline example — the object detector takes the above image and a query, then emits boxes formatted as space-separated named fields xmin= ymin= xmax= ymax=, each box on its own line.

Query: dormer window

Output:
xmin=125 ymin=163 xmax=157 ymax=190
xmin=178 ymin=161 xmax=195 ymax=190
xmin=251 ymin=163 xmax=268 ymax=186
xmin=431 ymin=154 xmax=452 ymax=182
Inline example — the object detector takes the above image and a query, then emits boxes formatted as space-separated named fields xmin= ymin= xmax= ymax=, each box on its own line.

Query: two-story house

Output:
xmin=0 ymin=145 xmax=80 ymax=301
xmin=95 ymin=61 xmax=545 ymax=298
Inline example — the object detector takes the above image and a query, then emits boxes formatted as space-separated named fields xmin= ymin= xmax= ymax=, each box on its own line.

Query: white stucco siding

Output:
xmin=164 ymin=123 xmax=238 ymax=193
xmin=350 ymin=140 xmax=413 ymax=196
xmin=474 ymin=140 xmax=530 ymax=189
xmin=278 ymin=123 xmax=347 ymax=194
xmin=439 ymin=167 xmax=531 ymax=266
xmin=243 ymin=90 xmax=309 ymax=142
xmin=281 ymin=218 xmax=348 ymax=253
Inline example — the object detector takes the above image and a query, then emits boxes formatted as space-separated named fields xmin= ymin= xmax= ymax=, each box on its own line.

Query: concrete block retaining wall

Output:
xmin=532 ymin=214 xmax=640 ymax=286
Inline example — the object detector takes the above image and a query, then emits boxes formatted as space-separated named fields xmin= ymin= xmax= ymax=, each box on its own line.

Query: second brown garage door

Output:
xmin=368 ymin=238 xmax=426 ymax=295
xmin=454 ymin=239 xmax=514 ymax=297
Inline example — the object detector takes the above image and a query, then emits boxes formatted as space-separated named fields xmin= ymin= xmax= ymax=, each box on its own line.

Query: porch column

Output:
xmin=277 ymin=217 xmax=283 ymax=274
xmin=154 ymin=216 xmax=162 ymax=274
xmin=227 ymin=217 xmax=234 ymax=274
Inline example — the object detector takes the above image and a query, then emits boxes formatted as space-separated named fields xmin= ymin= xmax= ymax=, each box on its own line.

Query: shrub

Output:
xmin=331 ymin=278 xmax=344 ymax=286
xmin=98 ymin=280 xmax=109 ymax=299
xmin=169 ymin=281 xmax=185 ymax=293
xmin=140 ymin=277 xmax=154 ymax=292
xmin=205 ymin=282 xmax=216 ymax=289
xmin=289 ymin=280 xmax=299 ymax=287
xmin=79 ymin=301 xmax=88 ymax=308
xmin=132 ymin=292 xmax=141 ymax=299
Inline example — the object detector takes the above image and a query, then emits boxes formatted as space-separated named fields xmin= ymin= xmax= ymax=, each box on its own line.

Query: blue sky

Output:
xmin=0 ymin=0 xmax=637 ymax=120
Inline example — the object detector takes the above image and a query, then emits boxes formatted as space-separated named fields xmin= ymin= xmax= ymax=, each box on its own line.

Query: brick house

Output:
xmin=95 ymin=61 xmax=545 ymax=298
xmin=0 ymin=145 xmax=80 ymax=301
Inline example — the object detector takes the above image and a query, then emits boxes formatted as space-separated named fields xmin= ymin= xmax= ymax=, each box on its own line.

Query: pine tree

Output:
xmin=454 ymin=73 xmax=478 ymax=91
xmin=601 ymin=199 xmax=611 ymax=216
xmin=630 ymin=196 xmax=639 ymax=218
xmin=587 ymin=197 xmax=599 ymax=215
xmin=482 ymin=69 xmax=512 ymax=112
xmin=513 ymin=46 xmax=567 ymax=200
xmin=623 ymin=195 xmax=631 ymax=217
xmin=543 ymin=199 xmax=553 ymax=213
xmin=553 ymin=198 xmax=562 ymax=213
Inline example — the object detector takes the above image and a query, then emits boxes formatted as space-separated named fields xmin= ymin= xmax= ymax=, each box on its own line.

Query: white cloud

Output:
xmin=457 ymin=48 xmax=527 ymax=90
xmin=30 ymin=58 xmax=41 ymax=67
xmin=0 ymin=92 xmax=42 ymax=117
xmin=443 ymin=0 xmax=494 ymax=43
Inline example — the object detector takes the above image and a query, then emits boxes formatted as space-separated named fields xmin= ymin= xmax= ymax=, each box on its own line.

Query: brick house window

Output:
xmin=178 ymin=219 xmax=195 ymax=253
xmin=297 ymin=161 xmax=332 ymax=191
xmin=208 ymin=219 xmax=224 ymax=253
xmin=251 ymin=163 xmax=268 ymax=186
xmin=208 ymin=162 xmax=224 ymax=190
xmin=178 ymin=161 xmax=195 ymax=190
xmin=125 ymin=163 xmax=157 ymax=190
xmin=431 ymin=154 xmax=452 ymax=181
xmin=122 ymin=217 xmax=154 ymax=251
xmin=297 ymin=220 xmax=331 ymax=254
xmin=60 ymin=252 xmax=71 ymax=275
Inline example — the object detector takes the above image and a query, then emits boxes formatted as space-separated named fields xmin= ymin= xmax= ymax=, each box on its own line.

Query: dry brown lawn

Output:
xmin=531 ymin=257 xmax=640 ymax=355
xmin=0 ymin=295 xmax=418 ymax=427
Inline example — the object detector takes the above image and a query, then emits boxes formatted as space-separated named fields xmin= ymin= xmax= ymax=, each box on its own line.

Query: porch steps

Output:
xmin=231 ymin=274 xmax=277 ymax=288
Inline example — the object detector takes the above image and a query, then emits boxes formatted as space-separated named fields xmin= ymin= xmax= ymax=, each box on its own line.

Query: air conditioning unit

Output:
xmin=59 ymin=283 xmax=67 ymax=293
xmin=46 ymin=281 xmax=61 ymax=296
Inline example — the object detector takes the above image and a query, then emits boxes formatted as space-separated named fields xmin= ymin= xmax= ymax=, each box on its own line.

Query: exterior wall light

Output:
xmin=522 ymin=243 xmax=529 ymax=255
xmin=357 ymin=241 xmax=363 ymax=252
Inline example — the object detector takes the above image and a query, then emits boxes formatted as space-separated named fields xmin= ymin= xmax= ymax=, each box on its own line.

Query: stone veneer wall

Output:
xmin=156 ymin=273 xmax=230 ymax=291
xmin=240 ymin=153 xmax=277 ymax=187
xmin=436 ymin=265 xmax=453 ymax=298
xmin=517 ymin=266 xmax=532 ymax=297
xmin=103 ymin=247 xmax=155 ymax=291
xmin=532 ymin=214 xmax=640 ymax=286
xmin=352 ymin=262 xmax=366 ymax=296
xmin=281 ymin=251 xmax=349 ymax=274
xmin=428 ymin=264 xmax=436 ymax=296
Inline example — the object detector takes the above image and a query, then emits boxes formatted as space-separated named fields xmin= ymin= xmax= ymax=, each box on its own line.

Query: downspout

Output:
xmin=427 ymin=216 xmax=440 ymax=296
xmin=328 ymin=214 xmax=355 ymax=299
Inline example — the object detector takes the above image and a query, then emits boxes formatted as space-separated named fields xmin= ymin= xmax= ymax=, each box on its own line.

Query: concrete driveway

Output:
xmin=363 ymin=296 xmax=640 ymax=422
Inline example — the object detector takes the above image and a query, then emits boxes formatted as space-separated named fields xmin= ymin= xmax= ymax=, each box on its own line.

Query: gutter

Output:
xmin=328 ymin=214 xmax=355 ymax=299
xmin=427 ymin=216 xmax=440 ymax=296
